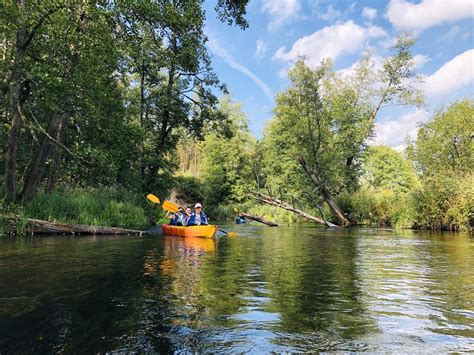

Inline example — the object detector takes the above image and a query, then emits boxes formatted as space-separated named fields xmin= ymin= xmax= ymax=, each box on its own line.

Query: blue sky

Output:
xmin=204 ymin=0 xmax=473 ymax=149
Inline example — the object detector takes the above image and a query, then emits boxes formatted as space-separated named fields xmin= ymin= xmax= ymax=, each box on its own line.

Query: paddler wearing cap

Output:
xmin=188 ymin=202 xmax=208 ymax=226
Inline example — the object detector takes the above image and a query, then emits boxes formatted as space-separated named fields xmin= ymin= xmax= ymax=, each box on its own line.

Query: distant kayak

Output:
xmin=161 ymin=224 xmax=219 ymax=238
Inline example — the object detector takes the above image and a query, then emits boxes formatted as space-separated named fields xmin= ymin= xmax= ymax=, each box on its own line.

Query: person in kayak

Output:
xmin=166 ymin=206 xmax=185 ymax=225
xmin=182 ymin=207 xmax=192 ymax=226
xmin=188 ymin=203 xmax=208 ymax=225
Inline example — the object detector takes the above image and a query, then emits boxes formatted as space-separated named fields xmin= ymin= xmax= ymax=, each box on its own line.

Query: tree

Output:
xmin=200 ymin=98 xmax=255 ymax=207
xmin=362 ymin=146 xmax=420 ymax=194
xmin=261 ymin=34 xmax=423 ymax=226
xmin=114 ymin=0 xmax=249 ymax=194
xmin=1 ymin=0 xmax=250 ymax=203
xmin=407 ymin=99 xmax=474 ymax=231
xmin=407 ymin=99 xmax=473 ymax=177
xmin=1 ymin=1 xmax=68 ymax=201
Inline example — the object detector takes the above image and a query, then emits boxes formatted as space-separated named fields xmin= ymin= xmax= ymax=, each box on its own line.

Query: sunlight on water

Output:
xmin=0 ymin=225 xmax=473 ymax=352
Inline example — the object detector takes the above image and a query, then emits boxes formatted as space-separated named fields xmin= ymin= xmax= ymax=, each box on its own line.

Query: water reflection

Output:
xmin=0 ymin=228 xmax=473 ymax=352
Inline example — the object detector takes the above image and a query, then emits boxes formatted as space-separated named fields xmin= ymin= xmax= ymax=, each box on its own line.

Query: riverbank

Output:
xmin=1 ymin=183 xmax=472 ymax=237
xmin=1 ymin=187 xmax=149 ymax=236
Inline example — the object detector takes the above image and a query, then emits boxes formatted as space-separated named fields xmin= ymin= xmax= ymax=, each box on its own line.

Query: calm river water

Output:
xmin=0 ymin=225 xmax=473 ymax=353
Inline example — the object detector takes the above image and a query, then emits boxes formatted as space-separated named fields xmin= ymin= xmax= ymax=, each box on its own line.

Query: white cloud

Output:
xmin=262 ymin=0 xmax=301 ymax=31
xmin=386 ymin=0 xmax=474 ymax=32
xmin=412 ymin=54 xmax=431 ymax=69
xmin=362 ymin=7 xmax=377 ymax=20
xmin=255 ymin=39 xmax=267 ymax=62
xmin=273 ymin=21 xmax=387 ymax=68
xmin=207 ymin=37 xmax=274 ymax=102
xmin=373 ymin=109 xmax=430 ymax=149
xmin=422 ymin=49 xmax=474 ymax=97
xmin=318 ymin=5 xmax=342 ymax=21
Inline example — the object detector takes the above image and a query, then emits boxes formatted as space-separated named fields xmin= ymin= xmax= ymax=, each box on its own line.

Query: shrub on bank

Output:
xmin=413 ymin=173 xmax=473 ymax=231
xmin=338 ymin=187 xmax=417 ymax=228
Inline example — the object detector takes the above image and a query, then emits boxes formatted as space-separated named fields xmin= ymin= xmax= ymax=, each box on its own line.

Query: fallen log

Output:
xmin=239 ymin=212 xmax=278 ymax=226
xmin=249 ymin=191 xmax=339 ymax=228
xmin=2 ymin=216 xmax=144 ymax=236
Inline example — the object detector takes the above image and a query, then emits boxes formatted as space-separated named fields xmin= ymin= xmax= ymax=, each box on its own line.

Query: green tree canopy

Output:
xmin=362 ymin=146 xmax=420 ymax=193
xmin=408 ymin=99 xmax=474 ymax=178
xmin=200 ymin=98 xmax=255 ymax=207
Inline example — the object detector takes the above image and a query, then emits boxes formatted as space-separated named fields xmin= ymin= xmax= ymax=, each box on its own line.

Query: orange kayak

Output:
xmin=161 ymin=224 xmax=219 ymax=238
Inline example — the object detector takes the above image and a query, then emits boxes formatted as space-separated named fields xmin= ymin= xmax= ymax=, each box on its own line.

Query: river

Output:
xmin=0 ymin=225 xmax=473 ymax=352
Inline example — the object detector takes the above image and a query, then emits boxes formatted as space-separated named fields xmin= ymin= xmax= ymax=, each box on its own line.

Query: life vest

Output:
xmin=188 ymin=211 xmax=208 ymax=226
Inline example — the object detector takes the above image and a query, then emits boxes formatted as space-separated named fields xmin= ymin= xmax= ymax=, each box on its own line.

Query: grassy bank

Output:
xmin=1 ymin=187 xmax=152 ymax=235
xmin=24 ymin=187 xmax=148 ymax=227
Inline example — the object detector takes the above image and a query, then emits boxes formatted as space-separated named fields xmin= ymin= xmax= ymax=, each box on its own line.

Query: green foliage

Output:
xmin=23 ymin=187 xmax=147 ymax=228
xmin=1 ymin=0 xmax=250 ymax=211
xmin=257 ymin=34 xmax=424 ymax=226
xmin=338 ymin=188 xmax=416 ymax=228
xmin=411 ymin=173 xmax=473 ymax=231
xmin=407 ymin=99 xmax=474 ymax=231
xmin=0 ymin=198 xmax=27 ymax=236
xmin=407 ymin=99 xmax=473 ymax=177
xmin=200 ymin=99 xmax=256 ymax=207
xmin=247 ymin=204 xmax=301 ymax=224
xmin=362 ymin=146 xmax=420 ymax=193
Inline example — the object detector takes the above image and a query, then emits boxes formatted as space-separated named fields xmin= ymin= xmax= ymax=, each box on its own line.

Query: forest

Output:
xmin=1 ymin=1 xmax=472 ymax=233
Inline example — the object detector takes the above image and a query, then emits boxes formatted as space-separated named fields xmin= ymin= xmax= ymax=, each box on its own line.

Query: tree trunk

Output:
xmin=239 ymin=212 xmax=278 ymax=226
xmin=45 ymin=116 xmax=68 ymax=192
xmin=139 ymin=64 xmax=146 ymax=182
xmin=147 ymin=60 xmax=175 ymax=189
xmin=249 ymin=191 xmax=339 ymax=228
xmin=4 ymin=16 xmax=28 ymax=202
xmin=21 ymin=112 xmax=68 ymax=201
xmin=3 ymin=216 xmax=144 ymax=236
xmin=4 ymin=80 xmax=22 ymax=201
xmin=297 ymin=155 xmax=351 ymax=226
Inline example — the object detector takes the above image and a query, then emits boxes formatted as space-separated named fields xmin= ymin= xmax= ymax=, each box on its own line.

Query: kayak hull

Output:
xmin=161 ymin=224 xmax=219 ymax=238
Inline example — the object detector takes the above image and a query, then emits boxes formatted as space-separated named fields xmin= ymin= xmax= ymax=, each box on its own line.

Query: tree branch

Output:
xmin=21 ymin=5 xmax=65 ymax=51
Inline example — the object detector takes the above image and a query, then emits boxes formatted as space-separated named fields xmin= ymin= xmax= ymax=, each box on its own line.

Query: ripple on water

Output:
xmin=0 ymin=229 xmax=473 ymax=353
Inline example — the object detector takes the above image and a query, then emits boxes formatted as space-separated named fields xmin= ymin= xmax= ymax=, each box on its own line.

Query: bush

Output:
xmin=338 ymin=187 xmax=416 ymax=228
xmin=413 ymin=173 xmax=473 ymax=231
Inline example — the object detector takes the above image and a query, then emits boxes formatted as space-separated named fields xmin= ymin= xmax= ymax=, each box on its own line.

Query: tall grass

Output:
xmin=23 ymin=187 xmax=147 ymax=228
xmin=0 ymin=198 xmax=29 ymax=236
xmin=338 ymin=188 xmax=417 ymax=229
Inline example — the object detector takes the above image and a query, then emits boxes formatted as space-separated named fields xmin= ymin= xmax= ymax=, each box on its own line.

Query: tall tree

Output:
xmin=1 ymin=0 xmax=250 ymax=202
xmin=1 ymin=1 xmax=66 ymax=201
xmin=406 ymin=99 xmax=473 ymax=231
xmin=261 ymin=34 xmax=423 ymax=226
xmin=200 ymin=98 xmax=255 ymax=206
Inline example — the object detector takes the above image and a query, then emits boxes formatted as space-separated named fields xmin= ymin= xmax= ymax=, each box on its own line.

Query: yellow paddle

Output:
xmin=162 ymin=200 xmax=179 ymax=213
xmin=147 ymin=194 xmax=179 ymax=213
xmin=146 ymin=194 xmax=160 ymax=204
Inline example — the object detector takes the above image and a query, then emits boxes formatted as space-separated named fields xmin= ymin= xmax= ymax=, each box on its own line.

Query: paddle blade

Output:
xmin=233 ymin=208 xmax=239 ymax=213
xmin=227 ymin=232 xmax=238 ymax=237
xmin=162 ymin=200 xmax=179 ymax=213
xmin=146 ymin=194 xmax=160 ymax=204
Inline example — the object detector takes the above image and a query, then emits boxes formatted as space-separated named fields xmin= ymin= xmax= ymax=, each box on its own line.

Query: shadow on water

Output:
xmin=0 ymin=226 xmax=473 ymax=352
